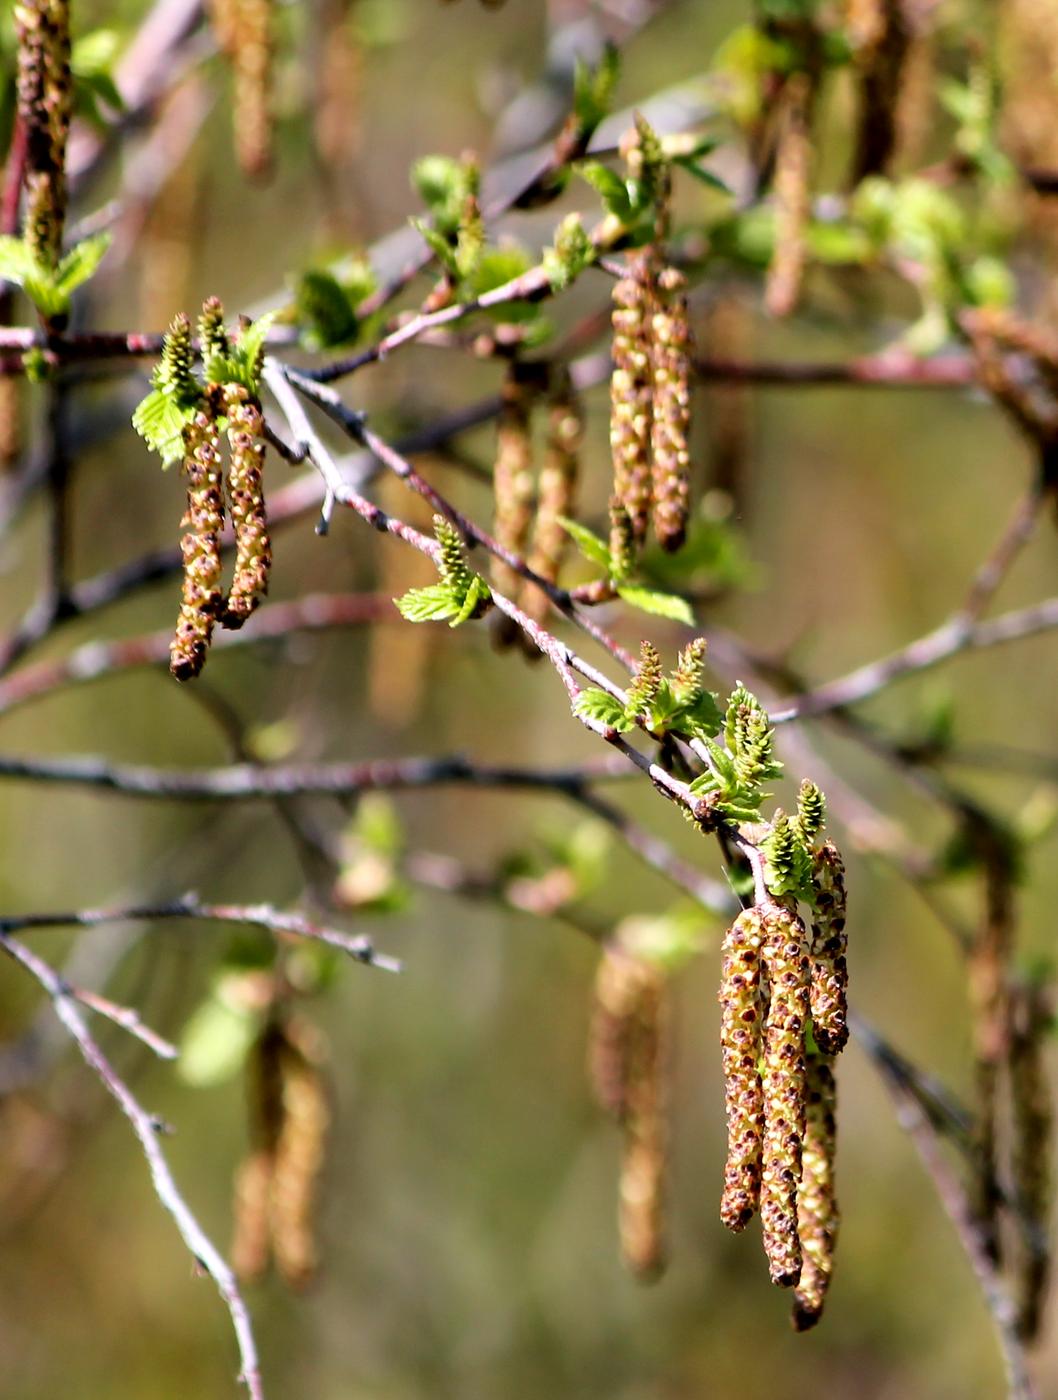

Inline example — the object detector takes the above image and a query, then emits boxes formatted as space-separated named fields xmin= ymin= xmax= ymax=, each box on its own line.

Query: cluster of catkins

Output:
xmin=231 ymin=1014 xmax=330 ymax=1290
xmin=719 ymin=785 xmax=848 ymax=1329
xmin=168 ymin=299 xmax=272 ymax=681
xmin=491 ymin=362 xmax=584 ymax=636
xmin=609 ymin=254 xmax=692 ymax=556
xmin=590 ymin=944 xmax=669 ymax=1280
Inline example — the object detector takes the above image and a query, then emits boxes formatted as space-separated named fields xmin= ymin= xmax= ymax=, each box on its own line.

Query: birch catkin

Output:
xmin=170 ymin=409 xmax=226 ymax=681
xmin=792 ymin=1055 xmax=839 ymax=1330
xmin=610 ymin=256 xmax=655 ymax=545
xmin=219 ymin=383 xmax=271 ymax=628
xmin=765 ymin=73 xmax=812 ymax=321
xmin=271 ymin=1019 xmax=330 ymax=1290
xmin=718 ymin=907 xmax=767 ymax=1231
xmin=650 ymin=268 xmax=693 ymax=553
xmin=808 ymin=842 xmax=849 ymax=1056
xmin=16 ymin=0 xmax=72 ymax=272
xmin=760 ymin=904 xmax=811 ymax=1287
xmin=591 ymin=947 xmax=668 ymax=1280
xmin=491 ymin=362 xmax=536 ymax=600
xmin=523 ymin=372 xmax=582 ymax=625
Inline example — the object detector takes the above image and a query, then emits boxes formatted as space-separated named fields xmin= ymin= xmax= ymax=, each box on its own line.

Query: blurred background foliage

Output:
xmin=1 ymin=0 xmax=1058 ymax=1396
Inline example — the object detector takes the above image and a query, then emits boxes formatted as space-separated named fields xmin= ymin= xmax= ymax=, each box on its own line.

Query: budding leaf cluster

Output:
xmin=574 ymin=638 xmax=722 ymax=740
xmin=555 ymin=515 xmax=694 ymax=624
xmin=396 ymin=516 xmax=492 ymax=627
xmin=689 ymin=683 xmax=783 ymax=823
xmin=0 ymin=229 xmax=111 ymax=321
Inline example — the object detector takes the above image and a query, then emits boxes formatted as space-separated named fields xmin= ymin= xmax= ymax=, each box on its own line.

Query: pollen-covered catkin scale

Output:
xmin=792 ymin=1055 xmax=839 ymax=1330
xmin=271 ymin=1018 xmax=330 ymax=1291
xmin=16 ymin=0 xmax=72 ymax=271
xmin=760 ymin=903 xmax=811 ymax=1287
xmin=170 ymin=410 xmax=226 ymax=681
xmin=650 ymin=267 xmax=692 ymax=552
xmin=718 ymin=907 xmax=767 ymax=1231
xmin=590 ymin=947 xmax=668 ymax=1280
xmin=610 ymin=256 xmax=656 ymax=545
xmin=219 ymin=383 xmax=272 ymax=628
xmin=809 ymin=842 xmax=849 ymax=1056
xmin=523 ymin=373 xmax=582 ymax=625
xmin=765 ymin=72 xmax=812 ymax=320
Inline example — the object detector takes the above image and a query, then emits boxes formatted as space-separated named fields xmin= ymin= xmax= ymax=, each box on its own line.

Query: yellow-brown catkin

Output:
xmin=610 ymin=255 xmax=656 ymax=545
xmin=1010 ymin=983 xmax=1052 ymax=1341
xmin=170 ymin=410 xmax=225 ymax=681
xmin=490 ymin=362 xmax=537 ymax=600
xmin=765 ymin=73 xmax=812 ymax=320
xmin=16 ymin=0 xmax=72 ymax=271
xmin=590 ymin=947 xmax=668 ymax=1280
xmin=650 ymin=268 xmax=693 ymax=553
xmin=792 ymin=1054 xmax=839 ymax=1331
xmin=231 ymin=1020 xmax=285 ymax=1281
xmin=271 ymin=1018 xmax=330 ymax=1290
xmin=760 ymin=903 xmax=811 ymax=1288
xmin=522 ymin=371 xmax=582 ymax=625
xmin=0 ymin=379 xmax=22 ymax=471
xmin=808 ymin=842 xmax=849 ymax=1056
xmin=718 ymin=907 xmax=767 ymax=1232
xmin=213 ymin=0 xmax=274 ymax=180
xmin=219 ymin=383 xmax=271 ymax=628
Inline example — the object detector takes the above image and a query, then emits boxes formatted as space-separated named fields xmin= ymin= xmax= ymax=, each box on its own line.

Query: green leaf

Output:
xmin=294 ymin=267 xmax=360 ymax=350
xmin=394 ymin=582 xmax=460 ymax=623
xmin=557 ymin=516 xmax=612 ymax=572
xmin=53 ymin=231 xmax=112 ymax=298
xmin=411 ymin=154 xmax=465 ymax=233
xmin=0 ymin=235 xmax=39 ymax=285
xmin=672 ymin=154 xmax=731 ymax=194
xmin=131 ymin=388 xmax=195 ymax=467
xmin=449 ymin=572 xmax=490 ymax=626
xmin=178 ymin=985 xmax=263 ymax=1088
xmin=572 ymin=42 xmax=619 ymax=136
xmin=616 ymin=585 xmax=695 ymax=625
xmin=573 ymin=687 xmax=632 ymax=730
xmin=577 ymin=161 xmax=634 ymax=221
xmin=410 ymin=216 xmax=459 ymax=276
xmin=542 ymin=213 xmax=595 ymax=292
xmin=682 ymin=690 xmax=724 ymax=739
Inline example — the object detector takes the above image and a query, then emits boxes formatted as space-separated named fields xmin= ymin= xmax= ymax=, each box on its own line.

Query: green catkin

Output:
xmin=610 ymin=255 xmax=656 ymax=545
xmin=590 ymin=946 xmax=668 ymax=1280
xmin=765 ymin=72 xmax=811 ymax=321
xmin=792 ymin=1054 xmax=839 ymax=1330
xmin=1010 ymin=983 xmax=1053 ymax=1341
xmin=808 ymin=842 xmax=849 ymax=1056
xmin=170 ymin=409 xmax=226 ymax=681
xmin=718 ymin=907 xmax=767 ymax=1231
xmin=650 ymin=267 xmax=692 ymax=552
xmin=198 ymin=294 xmax=231 ymax=362
xmin=760 ymin=902 xmax=811 ymax=1287
xmin=625 ymin=641 xmax=663 ymax=722
xmin=491 ymin=363 xmax=536 ymax=604
xmin=219 ymin=383 xmax=271 ymax=628
xmin=522 ymin=373 xmax=582 ymax=625
xmin=16 ymin=0 xmax=72 ymax=273
xmin=672 ymin=637 xmax=707 ymax=704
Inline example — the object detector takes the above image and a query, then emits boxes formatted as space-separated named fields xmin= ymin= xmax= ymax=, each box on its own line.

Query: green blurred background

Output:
xmin=1 ymin=1 xmax=1056 ymax=1396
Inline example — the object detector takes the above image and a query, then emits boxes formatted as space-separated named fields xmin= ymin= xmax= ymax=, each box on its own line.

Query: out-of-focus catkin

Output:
xmin=491 ymin=362 xmax=537 ymax=601
xmin=170 ymin=409 xmax=225 ymax=681
xmin=1011 ymin=982 xmax=1053 ymax=1341
xmin=849 ymin=0 xmax=911 ymax=180
xmin=219 ymin=383 xmax=271 ymax=628
xmin=212 ymin=0 xmax=274 ymax=180
xmin=792 ymin=1054 xmax=839 ymax=1330
xmin=765 ymin=73 xmax=812 ymax=320
xmin=808 ymin=842 xmax=849 ymax=1056
xmin=271 ymin=1018 xmax=330 ymax=1290
xmin=610 ymin=255 xmax=656 ymax=545
xmin=718 ymin=907 xmax=767 ymax=1231
xmin=760 ymin=903 xmax=811 ymax=1288
xmin=523 ymin=371 xmax=582 ymax=625
xmin=16 ymin=0 xmax=72 ymax=272
xmin=590 ymin=946 xmax=668 ymax=1280
xmin=231 ymin=1020 xmax=284 ymax=1282
xmin=650 ymin=268 xmax=693 ymax=552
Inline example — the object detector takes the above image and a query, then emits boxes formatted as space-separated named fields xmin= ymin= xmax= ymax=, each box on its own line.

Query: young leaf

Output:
xmin=557 ymin=516 xmax=613 ymax=572
xmin=616 ymin=584 xmax=695 ymax=625
xmin=450 ymin=573 xmax=491 ymax=626
xmin=394 ymin=583 xmax=460 ymax=623
xmin=53 ymin=231 xmax=112 ymax=299
xmin=131 ymin=389 xmax=195 ymax=468
xmin=573 ymin=688 xmax=632 ymax=730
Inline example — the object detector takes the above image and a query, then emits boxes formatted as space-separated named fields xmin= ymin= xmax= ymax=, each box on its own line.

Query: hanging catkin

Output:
xmin=522 ymin=370 xmax=582 ymax=625
xmin=718 ymin=907 xmax=767 ymax=1231
xmin=590 ymin=946 xmax=668 ymax=1280
xmin=1010 ymin=982 xmax=1053 ymax=1341
xmin=760 ymin=903 xmax=811 ymax=1288
xmin=271 ymin=1018 xmax=330 ymax=1290
xmin=650 ymin=268 xmax=693 ymax=553
xmin=808 ymin=842 xmax=849 ymax=1056
xmin=219 ymin=382 xmax=272 ymax=627
xmin=610 ymin=255 xmax=656 ymax=545
xmin=765 ymin=73 xmax=812 ymax=320
xmin=16 ymin=0 xmax=71 ymax=273
xmin=170 ymin=408 xmax=226 ymax=680
xmin=490 ymin=362 xmax=537 ymax=601
xmin=791 ymin=1054 xmax=839 ymax=1330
